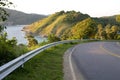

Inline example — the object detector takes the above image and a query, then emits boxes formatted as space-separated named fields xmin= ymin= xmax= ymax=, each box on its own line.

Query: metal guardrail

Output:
xmin=0 ymin=40 xmax=82 ymax=80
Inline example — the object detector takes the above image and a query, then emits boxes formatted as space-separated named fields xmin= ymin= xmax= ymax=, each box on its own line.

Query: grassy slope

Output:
xmin=40 ymin=15 xmax=66 ymax=36
xmin=24 ymin=12 xmax=63 ymax=34
xmin=4 ymin=43 xmax=76 ymax=80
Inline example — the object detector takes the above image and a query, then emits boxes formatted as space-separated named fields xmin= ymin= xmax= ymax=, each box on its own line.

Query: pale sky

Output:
xmin=9 ymin=0 xmax=120 ymax=17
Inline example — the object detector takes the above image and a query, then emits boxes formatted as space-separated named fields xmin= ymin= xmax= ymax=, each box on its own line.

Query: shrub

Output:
xmin=47 ymin=34 xmax=61 ymax=43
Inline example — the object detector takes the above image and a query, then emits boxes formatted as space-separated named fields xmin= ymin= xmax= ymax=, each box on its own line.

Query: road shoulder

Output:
xmin=63 ymin=46 xmax=86 ymax=80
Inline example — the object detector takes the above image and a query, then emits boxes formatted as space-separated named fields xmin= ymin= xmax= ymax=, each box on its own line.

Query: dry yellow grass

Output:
xmin=40 ymin=15 xmax=66 ymax=35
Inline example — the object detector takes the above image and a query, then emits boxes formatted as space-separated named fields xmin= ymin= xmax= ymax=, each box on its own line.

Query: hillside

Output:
xmin=93 ymin=15 xmax=120 ymax=26
xmin=24 ymin=11 xmax=90 ymax=36
xmin=24 ymin=10 xmax=120 ymax=40
xmin=4 ymin=8 xmax=47 ymax=25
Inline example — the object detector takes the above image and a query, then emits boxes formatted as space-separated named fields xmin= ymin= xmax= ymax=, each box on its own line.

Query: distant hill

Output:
xmin=4 ymin=8 xmax=47 ymax=25
xmin=23 ymin=10 xmax=120 ymax=39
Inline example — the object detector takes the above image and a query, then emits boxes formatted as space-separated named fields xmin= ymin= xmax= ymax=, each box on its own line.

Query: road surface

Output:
xmin=64 ymin=42 xmax=120 ymax=80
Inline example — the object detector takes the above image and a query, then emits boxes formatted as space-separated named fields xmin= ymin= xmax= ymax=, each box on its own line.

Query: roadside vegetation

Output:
xmin=0 ymin=0 xmax=18 ymax=66
xmin=3 ymin=39 xmax=98 ymax=80
xmin=0 ymin=33 xmax=28 ymax=66
xmin=3 ymin=43 xmax=78 ymax=80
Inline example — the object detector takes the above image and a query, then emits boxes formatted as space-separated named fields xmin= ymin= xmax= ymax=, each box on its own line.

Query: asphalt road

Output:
xmin=70 ymin=42 xmax=120 ymax=80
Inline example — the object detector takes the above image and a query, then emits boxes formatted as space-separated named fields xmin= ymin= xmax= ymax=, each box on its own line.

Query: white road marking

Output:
xmin=69 ymin=46 xmax=77 ymax=80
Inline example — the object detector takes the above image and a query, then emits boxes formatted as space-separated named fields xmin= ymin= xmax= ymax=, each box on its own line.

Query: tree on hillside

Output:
xmin=48 ymin=34 xmax=61 ymax=42
xmin=26 ymin=35 xmax=38 ymax=47
xmin=105 ymin=25 xmax=119 ymax=40
xmin=95 ymin=24 xmax=119 ymax=40
xmin=116 ymin=15 xmax=120 ymax=22
xmin=61 ymin=28 xmax=73 ymax=40
xmin=105 ymin=24 xmax=111 ymax=39
xmin=63 ymin=11 xmax=89 ymax=23
xmin=71 ymin=18 xmax=97 ymax=39
xmin=105 ymin=24 xmax=111 ymax=33
xmin=111 ymin=25 xmax=118 ymax=32
xmin=95 ymin=24 xmax=106 ymax=40
xmin=111 ymin=25 xmax=119 ymax=39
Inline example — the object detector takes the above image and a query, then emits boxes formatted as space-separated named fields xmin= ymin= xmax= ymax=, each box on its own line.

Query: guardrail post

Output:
xmin=21 ymin=64 xmax=24 ymax=68
xmin=21 ymin=57 xmax=25 ymax=68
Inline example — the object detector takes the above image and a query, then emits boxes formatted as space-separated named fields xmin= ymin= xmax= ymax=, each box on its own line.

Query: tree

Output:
xmin=111 ymin=25 xmax=119 ymax=39
xmin=95 ymin=24 xmax=107 ymax=40
xmin=26 ymin=35 xmax=38 ymax=47
xmin=63 ymin=11 xmax=89 ymax=23
xmin=0 ymin=0 xmax=16 ymax=65
xmin=116 ymin=15 xmax=120 ymax=22
xmin=111 ymin=25 xmax=118 ymax=33
xmin=95 ymin=24 xmax=103 ymax=39
xmin=61 ymin=28 xmax=73 ymax=40
xmin=0 ymin=32 xmax=17 ymax=65
xmin=95 ymin=24 xmax=119 ymax=40
xmin=0 ymin=0 xmax=13 ymax=32
xmin=105 ymin=24 xmax=111 ymax=39
xmin=48 ymin=34 xmax=61 ymax=42
xmin=105 ymin=24 xmax=111 ymax=33
xmin=71 ymin=18 xmax=97 ymax=39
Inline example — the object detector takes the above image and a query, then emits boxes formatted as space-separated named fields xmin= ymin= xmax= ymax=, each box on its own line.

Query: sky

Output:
xmin=9 ymin=0 xmax=120 ymax=17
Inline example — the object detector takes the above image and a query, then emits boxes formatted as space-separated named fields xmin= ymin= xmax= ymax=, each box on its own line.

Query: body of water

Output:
xmin=5 ymin=25 xmax=46 ymax=44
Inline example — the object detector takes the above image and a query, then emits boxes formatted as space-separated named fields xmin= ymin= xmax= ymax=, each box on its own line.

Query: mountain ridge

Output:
xmin=4 ymin=8 xmax=47 ymax=25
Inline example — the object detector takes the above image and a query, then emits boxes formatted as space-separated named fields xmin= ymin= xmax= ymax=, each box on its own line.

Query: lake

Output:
xmin=5 ymin=25 xmax=46 ymax=44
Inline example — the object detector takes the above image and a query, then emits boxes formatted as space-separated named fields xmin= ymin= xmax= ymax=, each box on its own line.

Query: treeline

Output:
xmin=61 ymin=18 xmax=120 ymax=40
xmin=24 ymin=10 xmax=120 ymax=40
xmin=95 ymin=24 xmax=119 ymax=40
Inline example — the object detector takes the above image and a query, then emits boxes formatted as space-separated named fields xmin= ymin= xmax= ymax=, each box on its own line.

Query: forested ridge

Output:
xmin=24 ymin=10 xmax=120 ymax=40
xmin=4 ymin=8 xmax=47 ymax=25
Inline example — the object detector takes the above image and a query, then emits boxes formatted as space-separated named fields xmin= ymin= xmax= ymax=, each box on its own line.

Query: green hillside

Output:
xmin=24 ymin=11 xmax=120 ymax=40
xmin=24 ymin=11 xmax=90 ymax=36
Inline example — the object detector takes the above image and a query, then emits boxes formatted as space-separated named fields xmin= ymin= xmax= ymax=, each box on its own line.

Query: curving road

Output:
xmin=64 ymin=42 xmax=120 ymax=80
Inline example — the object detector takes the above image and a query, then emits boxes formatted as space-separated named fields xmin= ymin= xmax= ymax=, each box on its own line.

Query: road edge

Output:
xmin=63 ymin=46 xmax=86 ymax=80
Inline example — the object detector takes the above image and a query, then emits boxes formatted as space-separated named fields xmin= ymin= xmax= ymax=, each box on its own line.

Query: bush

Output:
xmin=15 ymin=44 xmax=28 ymax=56
xmin=0 ymin=33 xmax=28 ymax=66
xmin=47 ymin=34 xmax=61 ymax=43
xmin=26 ymin=35 xmax=38 ymax=47
xmin=0 ymin=41 xmax=16 ymax=66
